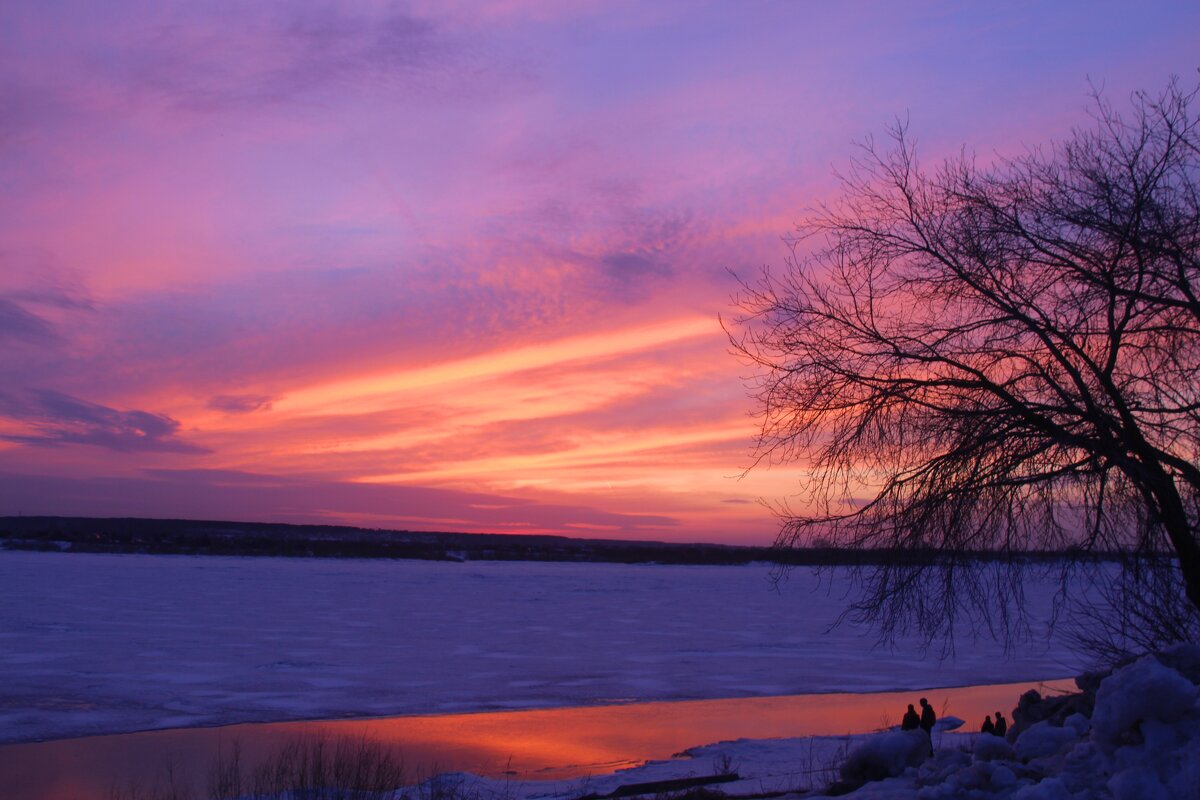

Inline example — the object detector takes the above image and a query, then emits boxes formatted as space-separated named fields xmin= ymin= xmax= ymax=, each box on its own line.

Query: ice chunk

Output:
xmin=990 ymin=763 xmax=1017 ymax=789
xmin=1166 ymin=755 xmax=1200 ymax=799
xmin=917 ymin=747 xmax=969 ymax=779
xmin=1062 ymin=713 xmax=1089 ymax=736
xmin=973 ymin=733 xmax=1016 ymax=762
xmin=1108 ymin=765 xmax=1170 ymax=800
xmin=1013 ymin=720 xmax=1078 ymax=761
xmin=1157 ymin=642 xmax=1200 ymax=684
xmin=1011 ymin=777 xmax=1071 ymax=799
xmin=1091 ymin=655 xmax=1200 ymax=754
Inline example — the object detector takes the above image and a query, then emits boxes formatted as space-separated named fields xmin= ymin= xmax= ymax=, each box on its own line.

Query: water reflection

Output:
xmin=0 ymin=679 xmax=1074 ymax=800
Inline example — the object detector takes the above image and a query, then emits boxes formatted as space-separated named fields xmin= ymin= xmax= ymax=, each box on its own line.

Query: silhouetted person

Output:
xmin=919 ymin=697 xmax=936 ymax=754
xmin=981 ymin=715 xmax=995 ymax=735
xmin=994 ymin=711 xmax=1007 ymax=738
xmin=901 ymin=703 xmax=920 ymax=730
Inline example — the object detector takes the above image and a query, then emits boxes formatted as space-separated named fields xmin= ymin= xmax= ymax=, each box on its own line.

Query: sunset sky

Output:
xmin=1 ymin=1 xmax=1196 ymax=543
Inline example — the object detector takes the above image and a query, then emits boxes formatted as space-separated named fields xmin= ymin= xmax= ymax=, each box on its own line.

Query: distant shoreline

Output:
xmin=0 ymin=515 xmax=1121 ymax=567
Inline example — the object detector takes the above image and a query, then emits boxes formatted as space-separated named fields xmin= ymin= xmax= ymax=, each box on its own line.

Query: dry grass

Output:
xmin=108 ymin=734 xmax=408 ymax=800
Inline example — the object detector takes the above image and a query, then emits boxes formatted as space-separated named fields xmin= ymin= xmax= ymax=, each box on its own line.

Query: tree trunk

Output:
xmin=1150 ymin=473 xmax=1200 ymax=615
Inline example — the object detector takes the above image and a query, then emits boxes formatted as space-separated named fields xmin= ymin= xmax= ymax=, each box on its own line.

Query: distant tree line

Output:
xmin=0 ymin=515 xmax=1128 ymax=567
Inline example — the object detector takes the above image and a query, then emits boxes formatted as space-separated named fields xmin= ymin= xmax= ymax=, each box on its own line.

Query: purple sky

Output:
xmin=1 ymin=1 xmax=1197 ymax=543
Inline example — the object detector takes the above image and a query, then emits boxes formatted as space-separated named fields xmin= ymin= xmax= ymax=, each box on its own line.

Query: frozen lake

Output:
xmin=0 ymin=551 xmax=1083 ymax=745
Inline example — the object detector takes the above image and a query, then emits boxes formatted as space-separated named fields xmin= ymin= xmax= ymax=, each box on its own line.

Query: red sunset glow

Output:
xmin=1 ymin=1 xmax=1196 ymax=543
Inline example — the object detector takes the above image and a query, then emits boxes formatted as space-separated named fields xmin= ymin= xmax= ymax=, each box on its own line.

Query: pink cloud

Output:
xmin=1 ymin=0 xmax=1196 ymax=543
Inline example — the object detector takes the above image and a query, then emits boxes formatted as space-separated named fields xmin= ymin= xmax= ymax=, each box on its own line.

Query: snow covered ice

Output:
xmin=0 ymin=551 xmax=1082 ymax=744
xmin=4 ymin=550 xmax=1197 ymax=799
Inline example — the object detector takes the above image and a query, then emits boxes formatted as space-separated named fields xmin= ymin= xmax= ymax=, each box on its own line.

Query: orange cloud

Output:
xmin=271 ymin=315 xmax=716 ymax=417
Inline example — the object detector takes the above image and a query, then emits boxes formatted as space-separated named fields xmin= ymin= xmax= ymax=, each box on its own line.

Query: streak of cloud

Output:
xmin=0 ymin=390 xmax=207 ymax=453
xmin=109 ymin=8 xmax=447 ymax=113
xmin=0 ymin=298 xmax=56 ymax=342
xmin=208 ymin=394 xmax=276 ymax=414
xmin=272 ymin=315 xmax=716 ymax=416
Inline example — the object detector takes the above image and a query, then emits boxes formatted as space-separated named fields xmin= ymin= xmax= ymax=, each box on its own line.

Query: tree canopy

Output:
xmin=729 ymin=79 xmax=1200 ymax=649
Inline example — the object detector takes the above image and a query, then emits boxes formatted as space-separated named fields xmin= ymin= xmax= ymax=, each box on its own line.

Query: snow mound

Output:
xmin=1062 ymin=712 xmax=1089 ymax=736
xmin=800 ymin=648 xmax=1200 ymax=798
xmin=1013 ymin=720 xmax=1080 ymax=760
xmin=909 ymin=747 xmax=972 ymax=797
xmin=1090 ymin=653 xmax=1200 ymax=754
xmin=1107 ymin=765 xmax=1171 ymax=800
xmin=973 ymin=733 xmax=1016 ymax=762
xmin=839 ymin=729 xmax=928 ymax=783
xmin=1010 ymin=777 xmax=1070 ymax=799
xmin=919 ymin=759 xmax=1022 ymax=797
xmin=1156 ymin=642 xmax=1200 ymax=683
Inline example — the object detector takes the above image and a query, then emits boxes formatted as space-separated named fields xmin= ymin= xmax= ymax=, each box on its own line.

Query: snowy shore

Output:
xmin=443 ymin=648 xmax=1200 ymax=800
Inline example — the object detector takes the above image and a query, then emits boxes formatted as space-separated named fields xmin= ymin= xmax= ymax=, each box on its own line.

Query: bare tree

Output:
xmin=728 ymin=78 xmax=1200 ymax=649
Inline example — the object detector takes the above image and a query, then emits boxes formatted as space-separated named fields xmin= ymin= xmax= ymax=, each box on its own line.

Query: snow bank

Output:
xmin=1013 ymin=720 xmax=1079 ymax=760
xmin=798 ymin=645 xmax=1200 ymax=799
xmin=1010 ymin=777 xmax=1070 ymax=799
xmin=1090 ymin=652 xmax=1199 ymax=753
xmin=972 ymin=733 xmax=1015 ymax=762
xmin=839 ymin=730 xmax=928 ymax=782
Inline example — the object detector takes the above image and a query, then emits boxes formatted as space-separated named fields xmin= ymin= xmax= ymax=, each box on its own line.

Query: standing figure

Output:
xmin=919 ymin=697 xmax=937 ymax=754
xmin=901 ymin=703 xmax=920 ymax=730
xmin=981 ymin=715 xmax=995 ymax=735
xmin=994 ymin=711 xmax=1008 ymax=738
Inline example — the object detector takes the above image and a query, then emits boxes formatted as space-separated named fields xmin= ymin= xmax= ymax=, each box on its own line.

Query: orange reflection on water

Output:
xmin=312 ymin=679 xmax=1075 ymax=778
xmin=0 ymin=679 xmax=1075 ymax=800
